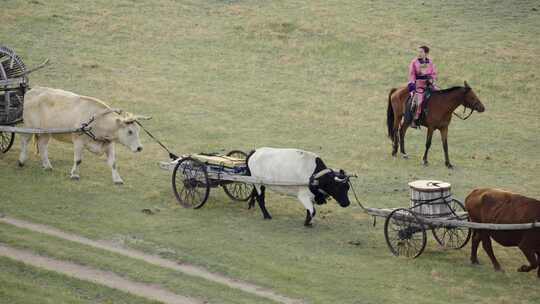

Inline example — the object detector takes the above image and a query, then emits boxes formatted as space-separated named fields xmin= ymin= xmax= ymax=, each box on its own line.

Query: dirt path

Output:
xmin=0 ymin=215 xmax=303 ymax=304
xmin=0 ymin=244 xmax=201 ymax=304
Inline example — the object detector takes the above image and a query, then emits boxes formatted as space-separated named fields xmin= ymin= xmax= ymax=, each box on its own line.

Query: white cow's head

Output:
xmin=115 ymin=113 xmax=148 ymax=152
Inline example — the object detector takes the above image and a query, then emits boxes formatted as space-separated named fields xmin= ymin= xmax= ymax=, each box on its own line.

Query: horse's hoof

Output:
xmin=446 ymin=164 xmax=454 ymax=169
xmin=263 ymin=216 xmax=272 ymax=220
xmin=304 ymin=222 xmax=313 ymax=227
xmin=401 ymin=154 xmax=409 ymax=159
xmin=423 ymin=161 xmax=429 ymax=167
xmin=17 ymin=161 xmax=24 ymax=167
xmin=70 ymin=174 xmax=80 ymax=180
xmin=43 ymin=166 xmax=53 ymax=171
xmin=114 ymin=180 xmax=124 ymax=185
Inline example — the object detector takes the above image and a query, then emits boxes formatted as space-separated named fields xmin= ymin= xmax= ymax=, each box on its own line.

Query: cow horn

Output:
xmin=312 ymin=168 xmax=332 ymax=179
xmin=134 ymin=115 xmax=152 ymax=121
xmin=124 ymin=114 xmax=152 ymax=122
xmin=334 ymin=176 xmax=347 ymax=183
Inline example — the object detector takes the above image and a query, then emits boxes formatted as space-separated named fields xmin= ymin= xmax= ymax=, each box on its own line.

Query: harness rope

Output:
xmin=80 ymin=111 xmax=178 ymax=160
xmin=134 ymin=120 xmax=178 ymax=160
xmin=349 ymin=179 xmax=367 ymax=212
xmin=79 ymin=108 xmax=123 ymax=143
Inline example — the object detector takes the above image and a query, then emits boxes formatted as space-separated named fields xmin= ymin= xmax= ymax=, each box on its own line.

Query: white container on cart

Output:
xmin=408 ymin=180 xmax=452 ymax=216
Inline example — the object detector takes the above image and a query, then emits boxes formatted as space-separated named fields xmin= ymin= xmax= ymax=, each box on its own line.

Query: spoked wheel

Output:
xmin=0 ymin=131 xmax=15 ymax=153
xmin=222 ymin=150 xmax=254 ymax=202
xmin=384 ymin=208 xmax=427 ymax=258
xmin=172 ymin=157 xmax=210 ymax=209
xmin=432 ymin=199 xmax=471 ymax=249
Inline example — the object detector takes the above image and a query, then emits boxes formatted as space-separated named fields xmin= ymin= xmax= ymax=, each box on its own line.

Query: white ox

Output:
xmin=247 ymin=147 xmax=351 ymax=226
xmin=18 ymin=87 xmax=146 ymax=184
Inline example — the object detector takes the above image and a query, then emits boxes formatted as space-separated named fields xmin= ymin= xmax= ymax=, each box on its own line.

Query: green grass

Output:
xmin=0 ymin=256 xmax=160 ymax=304
xmin=0 ymin=222 xmax=277 ymax=304
xmin=1 ymin=0 xmax=540 ymax=303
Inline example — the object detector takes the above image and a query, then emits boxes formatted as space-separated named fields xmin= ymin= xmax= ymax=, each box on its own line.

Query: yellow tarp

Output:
xmin=191 ymin=154 xmax=246 ymax=168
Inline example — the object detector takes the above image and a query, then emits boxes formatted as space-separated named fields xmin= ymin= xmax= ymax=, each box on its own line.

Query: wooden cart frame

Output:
xmin=0 ymin=46 xmax=52 ymax=154
xmin=159 ymin=151 xmax=314 ymax=209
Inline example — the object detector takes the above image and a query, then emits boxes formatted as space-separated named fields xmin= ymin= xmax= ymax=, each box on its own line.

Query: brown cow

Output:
xmin=465 ymin=188 xmax=540 ymax=277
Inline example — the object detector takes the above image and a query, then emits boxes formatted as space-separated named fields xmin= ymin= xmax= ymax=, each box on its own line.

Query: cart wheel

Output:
xmin=0 ymin=132 xmax=15 ymax=153
xmin=432 ymin=199 xmax=471 ymax=249
xmin=384 ymin=208 xmax=427 ymax=258
xmin=0 ymin=46 xmax=27 ymax=78
xmin=222 ymin=150 xmax=254 ymax=202
xmin=172 ymin=157 xmax=210 ymax=209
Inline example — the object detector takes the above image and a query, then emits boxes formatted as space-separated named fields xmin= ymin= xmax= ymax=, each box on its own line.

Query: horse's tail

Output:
xmin=387 ymin=88 xmax=398 ymax=140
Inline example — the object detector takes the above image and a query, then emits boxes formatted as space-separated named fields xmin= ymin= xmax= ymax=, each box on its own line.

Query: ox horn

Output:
xmin=334 ymin=176 xmax=348 ymax=182
xmin=134 ymin=115 xmax=152 ymax=120
xmin=124 ymin=114 xmax=152 ymax=123
xmin=333 ymin=169 xmax=349 ymax=182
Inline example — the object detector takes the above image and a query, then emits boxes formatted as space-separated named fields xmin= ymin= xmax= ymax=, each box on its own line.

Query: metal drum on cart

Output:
xmin=382 ymin=180 xmax=471 ymax=258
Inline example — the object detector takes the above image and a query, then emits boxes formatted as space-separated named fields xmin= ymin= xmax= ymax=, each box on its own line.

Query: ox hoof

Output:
xmin=70 ymin=174 xmax=80 ymax=180
xmin=518 ymin=265 xmax=533 ymax=272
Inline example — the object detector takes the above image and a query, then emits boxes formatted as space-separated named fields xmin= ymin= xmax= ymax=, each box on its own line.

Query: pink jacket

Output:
xmin=408 ymin=58 xmax=437 ymax=87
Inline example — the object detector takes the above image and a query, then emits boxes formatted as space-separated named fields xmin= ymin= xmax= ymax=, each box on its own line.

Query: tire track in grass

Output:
xmin=0 ymin=244 xmax=201 ymax=304
xmin=0 ymin=215 xmax=303 ymax=304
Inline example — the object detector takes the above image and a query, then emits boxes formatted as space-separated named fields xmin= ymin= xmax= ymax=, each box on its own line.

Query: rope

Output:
xmin=349 ymin=180 xmax=368 ymax=212
xmin=134 ymin=120 xmax=178 ymax=160
xmin=80 ymin=116 xmax=97 ymax=140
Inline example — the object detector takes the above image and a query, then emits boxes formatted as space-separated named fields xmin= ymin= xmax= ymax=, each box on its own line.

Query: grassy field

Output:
xmin=1 ymin=0 xmax=540 ymax=303
xmin=0 ymin=256 xmax=162 ymax=304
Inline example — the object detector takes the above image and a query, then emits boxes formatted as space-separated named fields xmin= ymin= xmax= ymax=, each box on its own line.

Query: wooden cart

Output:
xmin=0 ymin=46 xmax=80 ymax=154
xmin=358 ymin=180 xmax=540 ymax=258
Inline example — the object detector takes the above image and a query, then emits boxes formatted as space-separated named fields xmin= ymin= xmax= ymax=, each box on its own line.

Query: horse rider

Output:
xmin=408 ymin=45 xmax=438 ymax=128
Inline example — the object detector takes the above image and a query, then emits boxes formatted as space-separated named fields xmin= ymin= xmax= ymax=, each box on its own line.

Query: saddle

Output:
xmin=404 ymin=86 xmax=433 ymax=126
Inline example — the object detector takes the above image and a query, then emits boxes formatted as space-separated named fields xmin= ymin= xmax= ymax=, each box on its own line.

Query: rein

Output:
xmin=452 ymin=106 xmax=474 ymax=120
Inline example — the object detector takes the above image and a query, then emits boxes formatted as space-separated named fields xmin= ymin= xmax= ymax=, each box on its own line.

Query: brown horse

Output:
xmin=386 ymin=81 xmax=485 ymax=168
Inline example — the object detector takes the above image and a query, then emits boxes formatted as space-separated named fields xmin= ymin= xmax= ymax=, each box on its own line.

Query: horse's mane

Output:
xmin=432 ymin=86 xmax=463 ymax=95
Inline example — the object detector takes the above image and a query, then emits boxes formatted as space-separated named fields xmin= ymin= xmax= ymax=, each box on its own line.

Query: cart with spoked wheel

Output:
xmin=354 ymin=180 xmax=540 ymax=258
xmin=160 ymin=150 xmax=257 ymax=208
xmin=0 ymin=46 xmax=63 ymax=154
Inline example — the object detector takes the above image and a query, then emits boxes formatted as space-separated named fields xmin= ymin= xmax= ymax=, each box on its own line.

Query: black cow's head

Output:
xmin=317 ymin=169 xmax=351 ymax=207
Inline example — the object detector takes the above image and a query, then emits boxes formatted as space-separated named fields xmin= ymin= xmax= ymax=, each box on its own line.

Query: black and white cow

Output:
xmin=247 ymin=147 xmax=351 ymax=226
